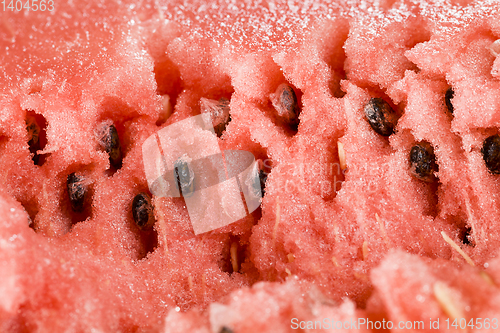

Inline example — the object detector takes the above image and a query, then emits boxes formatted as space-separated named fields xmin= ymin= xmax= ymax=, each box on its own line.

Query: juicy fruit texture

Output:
xmin=2 ymin=0 xmax=500 ymax=332
xmin=369 ymin=250 xmax=500 ymax=328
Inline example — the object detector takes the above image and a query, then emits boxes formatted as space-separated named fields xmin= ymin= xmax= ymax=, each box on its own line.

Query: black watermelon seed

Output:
xmin=445 ymin=88 xmax=454 ymax=115
xmin=200 ymin=97 xmax=231 ymax=137
xmin=26 ymin=115 xmax=41 ymax=164
xmin=219 ymin=327 xmax=234 ymax=333
xmin=174 ymin=158 xmax=195 ymax=197
xmin=213 ymin=98 xmax=231 ymax=137
xmin=258 ymin=169 xmax=268 ymax=196
xmin=364 ymin=98 xmax=399 ymax=137
xmin=251 ymin=160 xmax=268 ymax=198
xmin=482 ymin=134 xmax=500 ymax=174
xmin=67 ymin=173 xmax=87 ymax=212
xmin=132 ymin=193 xmax=154 ymax=230
xmin=462 ymin=226 xmax=472 ymax=246
xmin=98 ymin=123 xmax=122 ymax=169
xmin=409 ymin=142 xmax=437 ymax=182
xmin=273 ymin=83 xmax=300 ymax=131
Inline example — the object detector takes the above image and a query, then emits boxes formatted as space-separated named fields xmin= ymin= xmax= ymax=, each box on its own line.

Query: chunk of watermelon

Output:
xmin=1 ymin=0 xmax=500 ymax=331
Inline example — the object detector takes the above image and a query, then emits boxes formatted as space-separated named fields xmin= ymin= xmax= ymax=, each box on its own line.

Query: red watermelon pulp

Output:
xmin=2 ymin=0 xmax=500 ymax=332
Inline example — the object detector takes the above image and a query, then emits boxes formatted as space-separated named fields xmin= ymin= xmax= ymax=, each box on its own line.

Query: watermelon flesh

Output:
xmin=2 ymin=0 xmax=500 ymax=331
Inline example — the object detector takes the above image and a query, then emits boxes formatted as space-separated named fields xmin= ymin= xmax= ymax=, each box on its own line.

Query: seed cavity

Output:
xmin=174 ymin=157 xmax=195 ymax=197
xmin=219 ymin=327 xmax=234 ymax=333
xmin=200 ymin=97 xmax=231 ymax=137
xmin=258 ymin=169 xmax=268 ymax=196
xmin=462 ymin=226 xmax=472 ymax=246
xmin=250 ymin=159 xmax=268 ymax=198
xmin=96 ymin=122 xmax=122 ymax=169
xmin=26 ymin=115 xmax=40 ymax=163
xmin=409 ymin=142 xmax=437 ymax=182
xmin=22 ymin=205 xmax=34 ymax=228
xmin=482 ymin=134 xmax=500 ymax=174
xmin=445 ymin=88 xmax=454 ymax=115
xmin=25 ymin=111 xmax=48 ymax=165
xmin=67 ymin=173 xmax=88 ymax=213
xmin=364 ymin=97 xmax=399 ymax=136
xmin=271 ymin=83 xmax=300 ymax=131
xmin=132 ymin=193 xmax=154 ymax=230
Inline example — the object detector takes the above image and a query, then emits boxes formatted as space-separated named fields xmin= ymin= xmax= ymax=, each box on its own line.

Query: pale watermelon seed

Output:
xmin=157 ymin=94 xmax=173 ymax=125
xmin=433 ymin=281 xmax=465 ymax=320
xmin=489 ymin=39 xmax=500 ymax=57
xmin=337 ymin=141 xmax=347 ymax=171
xmin=440 ymin=231 xmax=475 ymax=266
xmin=230 ymin=242 xmax=239 ymax=273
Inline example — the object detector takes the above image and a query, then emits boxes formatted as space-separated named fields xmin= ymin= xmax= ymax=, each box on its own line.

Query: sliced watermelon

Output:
xmin=1 ymin=0 xmax=500 ymax=331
